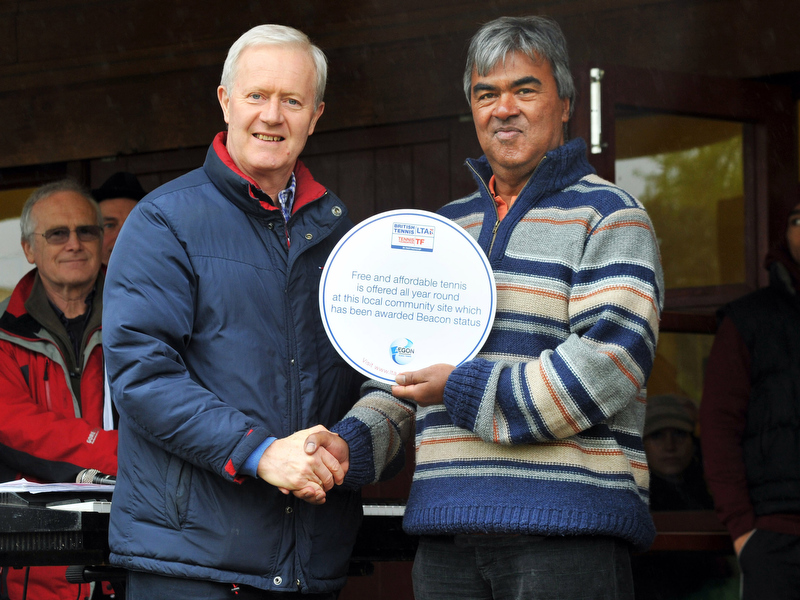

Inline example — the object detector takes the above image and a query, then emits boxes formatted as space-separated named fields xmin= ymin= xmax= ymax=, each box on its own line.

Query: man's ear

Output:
xmin=217 ymin=86 xmax=231 ymax=124
xmin=307 ymin=102 xmax=325 ymax=136
xmin=21 ymin=238 xmax=35 ymax=265
xmin=561 ymin=97 xmax=571 ymax=123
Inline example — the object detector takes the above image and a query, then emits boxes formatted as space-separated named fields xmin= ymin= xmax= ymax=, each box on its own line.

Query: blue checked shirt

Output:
xmin=276 ymin=173 xmax=297 ymax=223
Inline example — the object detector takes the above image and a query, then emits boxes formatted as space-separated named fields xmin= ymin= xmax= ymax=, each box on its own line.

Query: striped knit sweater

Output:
xmin=334 ymin=138 xmax=664 ymax=551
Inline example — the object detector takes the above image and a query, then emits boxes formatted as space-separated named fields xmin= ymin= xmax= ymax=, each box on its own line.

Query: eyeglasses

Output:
xmin=34 ymin=225 xmax=103 ymax=245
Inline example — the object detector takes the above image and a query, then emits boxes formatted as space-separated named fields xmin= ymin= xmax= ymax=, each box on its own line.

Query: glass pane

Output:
xmin=648 ymin=331 xmax=714 ymax=403
xmin=615 ymin=113 xmax=745 ymax=289
xmin=0 ymin=187 xmax=36 ymax=301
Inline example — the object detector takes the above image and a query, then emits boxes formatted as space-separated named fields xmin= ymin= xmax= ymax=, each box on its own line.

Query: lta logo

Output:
xmin=390 ymin=338 xmax=415 ymax=365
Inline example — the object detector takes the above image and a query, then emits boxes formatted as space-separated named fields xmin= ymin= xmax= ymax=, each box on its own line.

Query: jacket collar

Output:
xmin=1 ymin=268 xmax=104 ymax=344
xmin=207 ymin=132 xmax=327 ymax=218
xmin=2 ymin=268 xmax=37 ymax=321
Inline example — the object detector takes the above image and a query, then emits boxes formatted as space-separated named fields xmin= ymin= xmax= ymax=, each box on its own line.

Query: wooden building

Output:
xmin=1 ymin=1 xmax=799 ymax=597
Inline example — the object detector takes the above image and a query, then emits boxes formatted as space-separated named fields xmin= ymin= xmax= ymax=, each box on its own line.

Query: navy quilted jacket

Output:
xmin=103 ymin=133 xmax=362 ymax=592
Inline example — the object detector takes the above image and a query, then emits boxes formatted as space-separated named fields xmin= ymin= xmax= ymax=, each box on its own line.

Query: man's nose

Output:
xmin=493 ymin=93 xmax=521 ymax=119
xmin=63 ymin=230 xmax=83 ymax=250
xmin=260 ymin=98 xmax=283 ymax=124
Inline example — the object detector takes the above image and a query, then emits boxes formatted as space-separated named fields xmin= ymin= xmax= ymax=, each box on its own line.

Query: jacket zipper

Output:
xmin=467 ymin=162 xmax=502 ymax=258
xmin=468 ymin=156 xmax=548 ymax=259
xmin=283 ymin=194 xmax=335 ymax=431
xmin=283 ymin=193 xmax=338 ymax=593
xmin=44 ymin=358 xmax=53 ymax=411
xmin=2 ymin=324 xmax=91 ymax=417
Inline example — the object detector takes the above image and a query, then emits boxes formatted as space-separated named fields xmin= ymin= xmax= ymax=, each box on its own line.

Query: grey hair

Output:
xmin=463 ymin=16 xmax=575 ymax=116
xmin=20 ymin=179 xmax=101 ymax=243
xmin=220 ymin=24 xmax=328 ymax=109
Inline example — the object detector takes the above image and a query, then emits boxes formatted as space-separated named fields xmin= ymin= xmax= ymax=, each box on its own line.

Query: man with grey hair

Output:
xmin=0 ymin=179 xmax=118 ymax=600
xmin=311 ymin=15 xmax=664 ymax=599
xmin=102 ymin=24 xmax=361 ymax=598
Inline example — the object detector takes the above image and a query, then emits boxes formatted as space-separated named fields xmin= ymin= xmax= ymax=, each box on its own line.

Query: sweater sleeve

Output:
xmin=331 ymin=379 xmax=416 ymax=488
xmin=443 ymin=205 xmax=663 ymax=444
xmin=699 ymin=316 xmax=754 ymax=539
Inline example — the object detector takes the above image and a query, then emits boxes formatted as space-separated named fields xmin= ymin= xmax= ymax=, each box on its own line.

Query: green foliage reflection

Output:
xmin=636 ymin=135 xmax=744 ymax=288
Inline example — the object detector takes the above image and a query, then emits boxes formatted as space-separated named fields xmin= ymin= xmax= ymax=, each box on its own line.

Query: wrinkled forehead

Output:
xmin=33 ymin=193 xmax=98 ymax=228
xmin=235 ymin=44 xmax=317 ymax=86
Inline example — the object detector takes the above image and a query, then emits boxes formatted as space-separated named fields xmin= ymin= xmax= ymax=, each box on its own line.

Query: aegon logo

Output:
xmin=390 ymin=338 xmax=415 ymax=365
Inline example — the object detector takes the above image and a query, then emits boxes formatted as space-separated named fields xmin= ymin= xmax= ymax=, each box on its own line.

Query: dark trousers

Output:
xmin=126 ymin=570 xmax=338 ymax=600
xmin=412 ymin=534 xmax=634 ymax=600
xmin=740 ymin=529 xmax=800 ymax=600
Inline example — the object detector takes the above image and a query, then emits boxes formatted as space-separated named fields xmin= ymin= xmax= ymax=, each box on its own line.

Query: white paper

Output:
xmin=0 ymin=478 xmax=115 ymax=494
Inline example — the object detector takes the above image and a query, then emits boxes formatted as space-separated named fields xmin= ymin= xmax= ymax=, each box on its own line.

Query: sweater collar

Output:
xmin=466 ymin=138 xmax=595 ymax=209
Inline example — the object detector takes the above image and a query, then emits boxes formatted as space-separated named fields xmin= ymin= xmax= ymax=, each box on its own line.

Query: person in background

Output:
xmin=311 ymin=14 xmax=664 ymax=600
xmin=91 ymin=171 xmax=147 ymax=265
xmin=102 ymin=24 xmax=362 ymax=599
xmin=0 ymin=179 xmax=117 ymax=600
xmin=631 ymin=395 xmax=730 ymax=600
xmin=644 ymin=394 xmax=713 ymax=511
xmin=700 ymin=201 xmax=800 ymax=600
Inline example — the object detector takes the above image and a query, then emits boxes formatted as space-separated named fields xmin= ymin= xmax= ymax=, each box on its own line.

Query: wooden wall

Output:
xmin=2 ymin=0 xmax=800 ymax=171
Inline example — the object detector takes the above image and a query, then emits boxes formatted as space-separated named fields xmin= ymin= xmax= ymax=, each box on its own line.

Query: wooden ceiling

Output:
xmin=1 ymin=0 xmax=799 ymax=168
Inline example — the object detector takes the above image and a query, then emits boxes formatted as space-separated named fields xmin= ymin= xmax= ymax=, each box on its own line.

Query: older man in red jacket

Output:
xmin=0 ymin=179 xmax=118 ymax=600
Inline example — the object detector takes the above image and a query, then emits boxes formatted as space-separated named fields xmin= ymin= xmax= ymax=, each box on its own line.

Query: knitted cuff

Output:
xmin=443 ymin=358 xmax=494 ymax=430
xmin=331 ymin=417 xmax=375 ymax=489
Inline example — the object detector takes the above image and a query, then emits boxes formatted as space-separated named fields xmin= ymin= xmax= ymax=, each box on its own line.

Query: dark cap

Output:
xmin=92 ymin=172 xmax=146 ymax=203
xmin=644 ymin=394 xmax=696 ymax=438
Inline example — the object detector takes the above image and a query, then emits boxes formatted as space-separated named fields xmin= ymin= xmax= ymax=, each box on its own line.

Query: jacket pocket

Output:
xmin=165 ymin=454 xmax=193 ymax=529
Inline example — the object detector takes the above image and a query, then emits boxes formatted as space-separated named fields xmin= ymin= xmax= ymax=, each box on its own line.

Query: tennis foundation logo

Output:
xmin=391 ymin=222 xmax=435 ymax=252
xmin=390 ymin=337 xmax=415 ymax=365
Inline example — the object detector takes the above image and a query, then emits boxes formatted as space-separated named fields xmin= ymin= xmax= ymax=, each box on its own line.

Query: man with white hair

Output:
xmin=103 ymin=24 xmax=361 ymax=598
xmin=0 ymin=179 xmax=118 ymax=600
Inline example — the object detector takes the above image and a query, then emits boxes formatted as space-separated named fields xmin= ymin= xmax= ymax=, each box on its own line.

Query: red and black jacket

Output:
xmin=0 ymin=269 xmax=117 ymax=482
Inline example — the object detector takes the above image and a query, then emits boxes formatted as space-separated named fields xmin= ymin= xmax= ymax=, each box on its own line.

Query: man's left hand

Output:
xmin=391 ymin=364 xmax=454 ymax=407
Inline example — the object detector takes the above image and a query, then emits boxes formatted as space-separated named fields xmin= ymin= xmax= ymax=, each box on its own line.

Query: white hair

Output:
xmin=20 ymin=179 xmax=100 ymax=242
xmin=220 ymin=24 xmax=328 ymax=108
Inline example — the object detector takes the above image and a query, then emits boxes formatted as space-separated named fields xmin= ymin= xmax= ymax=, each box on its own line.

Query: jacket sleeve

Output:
xmin=442 ymin=206 xmax=663 ymax=444
xmin=103 ymin=201 xmax=268 ymax=481
xmin=0 ymin=343 xmax=118 ymax=482
xmin=699 ymin=316 xmax=754 ymax=539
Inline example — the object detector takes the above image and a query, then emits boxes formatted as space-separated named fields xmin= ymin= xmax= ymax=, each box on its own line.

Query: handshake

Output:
xmin=253 ymin=363 xmax=451 ymax=505
xmin=256 ymin=425 xmax=349 ymax=506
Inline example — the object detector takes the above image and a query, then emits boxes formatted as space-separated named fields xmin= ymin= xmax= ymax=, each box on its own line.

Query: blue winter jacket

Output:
xmin=102 ymin=133 xmax=363 ymax=592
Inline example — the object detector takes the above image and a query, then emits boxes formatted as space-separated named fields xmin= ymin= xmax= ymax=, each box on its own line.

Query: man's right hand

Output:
xmin=733 ymin=529 xmax=755 ymax=556
xmin=392 ymin=363 xmax=454 ymax=407
xmin=257 ymin=425 xmax=346 ymax=505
